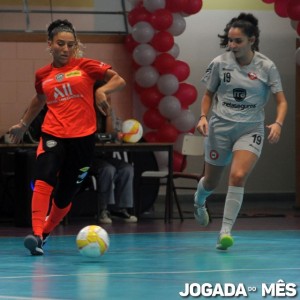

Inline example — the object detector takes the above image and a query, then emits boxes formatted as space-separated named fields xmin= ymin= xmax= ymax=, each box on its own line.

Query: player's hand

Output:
xmin=196 ymin=116 xmax=208 ymax=136
xmin=8 ymin=123 xmax=27 ymax=144
xmin=95 ymin=89 xmax=111 ymax=116
xmin=266 ymin=123 xmax=281 ymax=144
xmin=97 ymin=99 xmax=111 ymax=116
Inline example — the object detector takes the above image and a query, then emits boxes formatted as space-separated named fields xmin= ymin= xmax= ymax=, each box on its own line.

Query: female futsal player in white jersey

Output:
xmin=194 ymin=13 xmax=288 ymax=250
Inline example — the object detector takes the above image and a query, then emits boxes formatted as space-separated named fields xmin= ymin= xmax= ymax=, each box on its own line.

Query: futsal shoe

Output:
xmin=216 ymin=232 xmax=234 ymax=250
xmin=24 ymin=234 xmax=44 ymax=256
xmin=42 ymin=232 xmax=50 ymax=246
xmin=42 ymin=216 xmax=50 ymax=246
xmin=194 ymin=203 xmax=210 ymax=226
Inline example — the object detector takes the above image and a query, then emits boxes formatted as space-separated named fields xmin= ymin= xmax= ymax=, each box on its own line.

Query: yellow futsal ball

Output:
xmin=122 ymin=119 xmax=143 ymax=143
xmin=76 ymin=225 xmax=110 ymax=258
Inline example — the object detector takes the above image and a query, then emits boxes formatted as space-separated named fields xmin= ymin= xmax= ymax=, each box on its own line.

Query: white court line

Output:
xmin=0 ymin=267 xmax=299 ymax=280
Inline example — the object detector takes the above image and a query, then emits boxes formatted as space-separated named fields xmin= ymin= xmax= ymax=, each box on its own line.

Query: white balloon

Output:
xmin=132 ymin=21 xmax=155 ymax=43
xmin=167 ymin=43 xmax=180 ymax=58
xmin=133 ymin=44 xmax=156 ymax=66
xmin=143 ymin=0 xmax=165 ymax=12
xmin=171 ymin=110 xmax=196 ymax=132
xmin=168 ymin=13 xmax=186 ymax=36
xmin=296 ymin=47 xmax=300 ymax=66
xmin=158 ymin=96 xmax=181 ymax=119
xmin=157 ymin=74 xmax=179 ymax=95
xmin=135 ymin=66 xmax=159 ymax=88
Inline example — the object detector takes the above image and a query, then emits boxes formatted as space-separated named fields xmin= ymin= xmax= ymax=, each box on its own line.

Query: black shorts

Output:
xmin=35 ymin=133 xmax=95 ymax=207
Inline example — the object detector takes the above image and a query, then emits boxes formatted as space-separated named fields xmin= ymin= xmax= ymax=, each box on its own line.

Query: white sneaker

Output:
xmin=98 ymin=210 xmax=112 ymax=224
xmin=216 ymin=232 xmax=234 ymax=250
xmin=194 ymin=203 xmax=209 ymax=226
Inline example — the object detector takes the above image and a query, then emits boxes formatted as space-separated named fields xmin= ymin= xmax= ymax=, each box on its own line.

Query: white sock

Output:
xmin=194 ymin=177 xmax=213 ymax=206
xmin=220 ymin=186 xmax=244 ymax=234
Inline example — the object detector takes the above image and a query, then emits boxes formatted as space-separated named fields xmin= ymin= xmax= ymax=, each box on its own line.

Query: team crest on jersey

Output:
xmin=248 ymin=72 xmax=258 ymax=80
xmin=233 ymin=88 xmax=247 ymax=102
xmin=55 ymin=73 xmax=64 ymax=82
xmin=210 ymin=150 xmax=219 ymax=160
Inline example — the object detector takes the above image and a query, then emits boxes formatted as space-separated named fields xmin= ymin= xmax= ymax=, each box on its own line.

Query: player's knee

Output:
xmin=229 ymin=172 xmax=247 ymax=186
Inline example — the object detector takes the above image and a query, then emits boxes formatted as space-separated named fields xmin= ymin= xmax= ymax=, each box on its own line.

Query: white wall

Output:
xmin=174 ymin=10 xmax=296 ymax=194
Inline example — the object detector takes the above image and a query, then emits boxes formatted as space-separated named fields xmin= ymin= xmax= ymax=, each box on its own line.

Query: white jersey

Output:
xmin=201 ymin=51 xmax=283 ymax=123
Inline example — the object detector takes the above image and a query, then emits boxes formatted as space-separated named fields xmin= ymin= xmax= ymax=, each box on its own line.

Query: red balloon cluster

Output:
xmin=126 ymin=0 xmax=202 ymax=171
xmin=262 ymin=0 xmax=300 ymax=35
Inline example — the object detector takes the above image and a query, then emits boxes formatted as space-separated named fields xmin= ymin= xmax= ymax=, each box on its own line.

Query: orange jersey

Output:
xmin=35 ymin=58 xmax=111 ymax=138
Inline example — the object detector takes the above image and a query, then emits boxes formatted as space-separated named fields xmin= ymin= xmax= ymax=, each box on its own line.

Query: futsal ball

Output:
xmin=122 ymin=119 xmax=143 ymax=143
xmin=76 ymin=225 xmax=110 ymax=258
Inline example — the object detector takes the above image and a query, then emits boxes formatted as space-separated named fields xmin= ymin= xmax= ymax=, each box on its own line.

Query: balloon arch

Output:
xmin=125 ymin=0 xmax=300 ymax=172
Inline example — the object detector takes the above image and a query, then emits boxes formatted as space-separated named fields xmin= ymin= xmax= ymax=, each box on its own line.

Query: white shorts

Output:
xmin=205 ymin=115 xmax=265 ymax=166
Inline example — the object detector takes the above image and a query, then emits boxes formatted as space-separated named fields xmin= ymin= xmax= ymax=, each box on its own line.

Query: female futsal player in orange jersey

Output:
xmin=9 ymin=19 xmax=126 ymax=255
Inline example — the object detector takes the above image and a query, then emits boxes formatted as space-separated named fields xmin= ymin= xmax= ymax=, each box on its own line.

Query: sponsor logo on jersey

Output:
xmin=65 ymin=70 xmax=82 ymax=78
xmin=248 ymin=72 xmax=258 ymax=80
xmin=54 ymin=83 xmax=73 ymax=99
xmin=55 ymin=73 xmax=64 ymax=82
xmin=222 ymin=102 xmax=256 ymax=110
xmin=233 ymin=88 xmax=247 ymax=102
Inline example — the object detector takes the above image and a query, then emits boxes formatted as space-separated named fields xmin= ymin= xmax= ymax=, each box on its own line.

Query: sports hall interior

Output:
xmin=0 ymin=1 xmax=299 ymax=300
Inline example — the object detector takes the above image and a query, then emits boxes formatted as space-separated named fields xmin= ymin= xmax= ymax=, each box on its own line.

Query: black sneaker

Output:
xmin=24 ymin=234 xmax=44 ymax=256
xmin=110 ymin=209 xmax=138 ymax=223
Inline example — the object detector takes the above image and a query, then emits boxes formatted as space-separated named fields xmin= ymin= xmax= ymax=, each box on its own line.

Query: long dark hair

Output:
xmin=218 ymin=13 xmax=260 ymax=51
xmin=47 ymin=19 xmax=83 ymax=57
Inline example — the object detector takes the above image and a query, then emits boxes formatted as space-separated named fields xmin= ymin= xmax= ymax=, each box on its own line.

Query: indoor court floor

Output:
xmin=0 ymin=197 xmax=299 ymax=300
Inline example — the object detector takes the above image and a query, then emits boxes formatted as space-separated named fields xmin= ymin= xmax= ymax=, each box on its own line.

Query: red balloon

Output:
xmin=140 ymin=86 xmax=163 ymax=108
xmin=287 ymin=0 xmax=300 ymax=21
xmin=144 ymin=131 xmax=158 ymax=142
xmin=124 ymin=34 xmax=138 ymax=53
xmin=274 ymin=0 xmax=289 ymax=18
xmin=173 ymin=151 xmax=186 ymax=171
xmin=166 ymin=0 xmax=188 ymax=12
xmin=174 ymin=83 xmax=197 ymax=108
xmin=131 ymin=59 xmax=141 ymax=70
xmin=128 ymin=6 xmax=151 ymax=27
xmin=134 ymin=82 xmax=146 ymax=94
xmin=150 ymin=9 xmax=173 ymax=31
xmin=151 ymin=31 xmax=174 ymax=52
xmin=143 ymin=109 xmax=166 ymax=129
xmin=183 ymin=0 xmax=203 ymax=15
xmin=156 ymin=123 xmax=179 ymax=143
xmin=153 ymin=53 xmax=176 ymax=74
xmin=171 ymin=60 xmax=190 ymax=82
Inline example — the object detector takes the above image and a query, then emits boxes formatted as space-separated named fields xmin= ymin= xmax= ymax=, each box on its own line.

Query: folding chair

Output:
xmin=140 ymin=134 xmax=205 ymax=221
